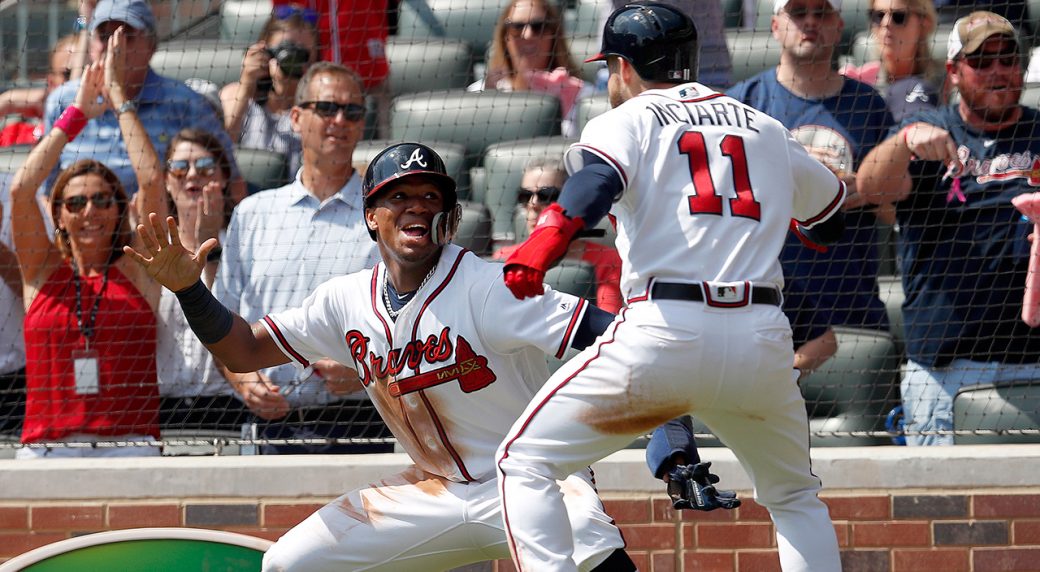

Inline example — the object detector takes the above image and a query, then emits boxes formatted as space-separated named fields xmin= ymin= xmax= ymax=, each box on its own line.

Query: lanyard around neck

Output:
xmin=73 ymin=267 xmax=110 ymax=346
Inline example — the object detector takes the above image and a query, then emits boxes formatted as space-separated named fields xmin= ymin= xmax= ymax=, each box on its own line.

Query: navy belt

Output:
xmin=650 ymin=282 xmax=781 ymax=306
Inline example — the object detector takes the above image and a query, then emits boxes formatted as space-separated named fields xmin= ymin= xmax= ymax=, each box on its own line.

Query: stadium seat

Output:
xmin=575 ymin=93 xmax=611 ymax=133
xmin=876 ymin=274 xmax=905 ymax=355
xmin=481 ymin=136 xmax=575 ymax=242
xmin=954 ymin=381 xmax=1040 ymax=444
xmin=468 ymin=166 xmax=487 ymax=203
xmin=395 ymin=0 xmax=503 ymax=59
xmin=546 ymin=259 xmax=597 ymax=301
xmin=151 ymin=39 xmax=248 ymax=86
xmin=390 ymin=90 xmax=561 ymax=168
xmin=235 ymin=147 xmax=290 ymax=192
xmin=352 ymin=139 xmax=469 ymax=197
xmin=0 ymin=144 xmax=31 ymax=174
xmin=565 ymin=0 xmax=608 ymax=38
xmin=726 ymin=31 xmax=782 ymax=83
xmin=386 ymin=37 xmax=473 ymax=97
xmin=800 ymin=327 xmax=902 ymax=446
xmin=567 ymin=35 xmax=606 ymax=83
xmin=455 ymin=200 xmax=493 ymax=255
xmin=220 ymin=0 xmax=272 ymax=44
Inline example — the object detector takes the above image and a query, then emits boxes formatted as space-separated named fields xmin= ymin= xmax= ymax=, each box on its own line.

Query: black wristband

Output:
xmin=174 ymin=279 xmax=234 ymax=344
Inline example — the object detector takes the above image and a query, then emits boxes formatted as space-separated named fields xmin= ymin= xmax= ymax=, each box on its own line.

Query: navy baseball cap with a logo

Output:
xmin=90 ymin=0 xmax=158 ymax=35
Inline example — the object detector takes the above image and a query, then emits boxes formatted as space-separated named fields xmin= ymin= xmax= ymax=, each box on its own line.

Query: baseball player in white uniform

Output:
xmin=497 ymin=4 xmax=846 ymax=572
xmin=124 ymin=142 xmax=663 ymax=571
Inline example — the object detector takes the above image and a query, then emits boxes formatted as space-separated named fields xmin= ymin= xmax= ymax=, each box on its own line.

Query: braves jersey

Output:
xmin=564 ymin=82 xmax=845 ymax=298
xmin=898 ymin=104 xmax=1040 ymax=366
xmin=263 ymin=245 xmax=589 ymax=482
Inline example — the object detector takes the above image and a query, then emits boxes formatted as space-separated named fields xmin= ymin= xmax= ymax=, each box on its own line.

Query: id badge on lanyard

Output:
xmin=72 ymin=348 xmax=100 ymax=395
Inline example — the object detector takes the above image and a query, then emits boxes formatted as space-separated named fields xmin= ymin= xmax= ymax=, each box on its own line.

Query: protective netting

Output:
xmin=1 ymin=0 xmax=1039 ymax=456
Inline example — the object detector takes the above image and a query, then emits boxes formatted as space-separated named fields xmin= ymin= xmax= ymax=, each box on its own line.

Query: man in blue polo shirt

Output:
xmin=44 ymin=0 xmax=241 ymax=198
xmin=859 ymin=12 xmax=1040 ymax=445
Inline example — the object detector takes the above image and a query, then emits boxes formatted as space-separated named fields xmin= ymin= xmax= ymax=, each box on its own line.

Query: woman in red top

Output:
xmin=10 ymin=28 xmax=168 ymax=458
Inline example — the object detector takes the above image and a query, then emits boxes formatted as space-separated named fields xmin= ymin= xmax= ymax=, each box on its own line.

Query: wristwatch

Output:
xmin=116 ymin=100 xmax=138 ymax=115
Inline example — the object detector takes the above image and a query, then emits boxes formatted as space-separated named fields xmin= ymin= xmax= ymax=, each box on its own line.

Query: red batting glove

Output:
xmin=503 ymin=203 xmax=585 ymax=299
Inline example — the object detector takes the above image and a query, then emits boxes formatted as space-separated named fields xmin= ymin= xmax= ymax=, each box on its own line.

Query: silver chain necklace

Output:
xmin=383 ymin=264 xmax=437 ymax=319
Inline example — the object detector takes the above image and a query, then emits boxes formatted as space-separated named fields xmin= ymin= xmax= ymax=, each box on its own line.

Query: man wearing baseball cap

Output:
xmin=858 ymin=11 xmax=1040 ymax=446
xmin=726 ymin=0 xmax=893 ymax=383
xmin=43 ymin=0 xmax=242 ymax=198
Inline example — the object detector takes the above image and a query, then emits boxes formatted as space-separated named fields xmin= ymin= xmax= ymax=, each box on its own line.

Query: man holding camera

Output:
xmin=221 ymin=6 xmax=320 ymax=180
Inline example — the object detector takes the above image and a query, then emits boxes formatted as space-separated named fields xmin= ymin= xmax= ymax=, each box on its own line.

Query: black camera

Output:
xmin=266 ymin=41 xmax=312 ymax=79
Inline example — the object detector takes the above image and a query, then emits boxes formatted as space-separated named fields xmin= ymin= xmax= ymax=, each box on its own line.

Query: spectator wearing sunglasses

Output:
xmin=0 ymin=34 xmax=80 ymax=148
xmin=471 ymin=0 xmax=586 ymax=136
xmin=215 ymin=62 xmax=390 ymax=455
xmin=272 ymin=0 xmax=392 ymax=138
xmin=221 ymin=6 xmax=319 ymax=179
xmin=8 ymin=32 xmax=169 ymax=457
xmin=841 ymin=0 xmax=944 ymax=122
xmin=493 ymin=159 xmax=622 ymax=313
xmin=43 ymin=0 xmax=243 ymax=202
xmin=727 ymin=0 xmax=894 ymax=381
xmin=148 ymin=128 xmax=249 ymax=434
xmin=858 ymin=12 xmax=1040 ymax=446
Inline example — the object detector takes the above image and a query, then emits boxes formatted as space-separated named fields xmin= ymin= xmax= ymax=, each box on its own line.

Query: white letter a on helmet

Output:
xmin=400 ymin=148 xmax=428 ymax=170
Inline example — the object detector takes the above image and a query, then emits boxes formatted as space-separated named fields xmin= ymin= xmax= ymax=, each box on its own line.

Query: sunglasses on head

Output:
xmin=517 ymin=186 xmax=561 ymax=204
xmin=299 ymin=101 xmax=366 ymax=121
xmin=62 ymin=192 xmax=116 ymax=213
xmin=961 ymin=49 xmax=1020 ymax=70
xmin=504 ymin=19 xmax=550 ymax=37
xmin=166 ymin=156 xmax=218 ymax=178
xmin=868 ymin=9 xmax=910 ymax=26
xmin=272 ymin=5 xmax=319 ymax=25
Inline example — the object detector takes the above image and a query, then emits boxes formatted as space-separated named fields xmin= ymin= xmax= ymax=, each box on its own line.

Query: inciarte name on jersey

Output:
xmin=345 ymin=327 xmax=498 ymax=396
xmin=645 ymin=98 xmax=760 ymax=133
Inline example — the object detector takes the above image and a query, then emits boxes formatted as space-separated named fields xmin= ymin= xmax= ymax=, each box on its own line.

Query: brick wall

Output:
xmin=3 ymin=491 xmax=1040 ymax=571
xmin=3 ymin=447 xmax=1040 ymax=571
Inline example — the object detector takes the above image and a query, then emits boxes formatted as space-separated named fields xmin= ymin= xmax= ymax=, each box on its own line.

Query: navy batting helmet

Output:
xmin=586 ymin=2 xmax=699 ymax=83
xmin=362 ymin=142 xmax=461 ymax=244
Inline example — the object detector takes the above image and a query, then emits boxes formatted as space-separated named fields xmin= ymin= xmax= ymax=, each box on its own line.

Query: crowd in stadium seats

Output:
xmin=2 ymin=0 xmax=1040 ymax=456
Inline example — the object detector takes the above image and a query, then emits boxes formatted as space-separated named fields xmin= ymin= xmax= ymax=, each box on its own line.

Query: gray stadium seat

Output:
xmin=565 ymin=0 xmax=608 ymax=38
xmin=220 ymin=0 xmax=272 ymax=44
xmin=567 ymin=35 xmax=606 ymax=83
xmin=455 ymin=200 xmax=493 ymax=256
xmin=352 ymin=139 xmax=469 ymax=197
xmin=955 ymin=382 xmax=1040 ymax=444
xmin=395 ymin=0 xmax=503 ymax=58
xmin=236 ymin=147 xmax=289 ymax=191
xmin=800 ymin=327 xmax=902 ymax=446
xmin=160 ymin=429 xmax=244 ymax=456
xmin=481 ymin=136 xmax=575 ymax=242
xmin=390 ymin=90 xmax=561 ymax=163
xmin=0 ymin=144 xmax=31 ymax=174
xmin=877 ymin=274 xmax=905 ymax=354
xmin=726 ymin=31 xmax=782 ymax=83
xmin=575 ymin=93 xmax=611 ymax=134
xmin=151 ymin=39 xmax=248 ymax=86
xmin=545 ymin=259 xmax=597 ymax=301
xmin=386 ymin=38 xmax=473 ymax=96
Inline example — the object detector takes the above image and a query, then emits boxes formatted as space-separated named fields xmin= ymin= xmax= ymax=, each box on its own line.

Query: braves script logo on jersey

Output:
xmin=345 ymin=328 xmax=497 ymax=396
xmin=400 ymin=148 xmax=428 ymax=169
xmin=953 ymin=146 xmax=1040 ymax=190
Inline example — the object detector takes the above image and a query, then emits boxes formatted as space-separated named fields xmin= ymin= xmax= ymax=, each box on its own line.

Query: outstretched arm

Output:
xmin=858 ymin=122 xmax=959 ymax=205
xmin=124 ymin=213 xmax=289 ymax=372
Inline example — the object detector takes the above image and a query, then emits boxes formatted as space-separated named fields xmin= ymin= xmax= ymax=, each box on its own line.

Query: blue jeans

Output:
xmin=902 ymin=359 xmax=1040 ymax=445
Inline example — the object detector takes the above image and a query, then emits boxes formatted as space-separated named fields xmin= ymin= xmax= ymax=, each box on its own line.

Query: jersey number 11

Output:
xmin=680 ymin=131 xmax=761 ymax=221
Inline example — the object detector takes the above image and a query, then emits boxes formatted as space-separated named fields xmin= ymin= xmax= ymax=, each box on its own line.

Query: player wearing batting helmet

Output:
xmin=496 ymin=2 xmax=846 ymax=571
